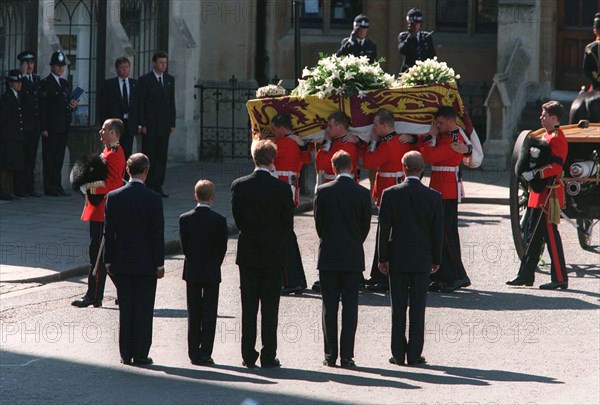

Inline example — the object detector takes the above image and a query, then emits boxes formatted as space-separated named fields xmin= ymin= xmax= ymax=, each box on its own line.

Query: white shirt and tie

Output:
xmin=119 ymin=77 xmax=130 ymax=118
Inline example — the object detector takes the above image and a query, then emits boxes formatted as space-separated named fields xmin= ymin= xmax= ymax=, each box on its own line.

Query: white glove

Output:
xmin=522 ymin=170 xmax=536 ymax=181
xmin=79 ymin=185 xmax=87 ymax=195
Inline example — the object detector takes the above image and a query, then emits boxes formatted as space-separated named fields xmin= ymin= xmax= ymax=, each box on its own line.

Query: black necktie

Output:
xmin=122 ymin=79 xmax=129 ymax=109
xmin=158 ymin=76 xmax=162 ymax=87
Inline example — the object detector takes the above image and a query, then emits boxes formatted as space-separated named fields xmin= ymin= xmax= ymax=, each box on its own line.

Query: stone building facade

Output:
xmin=0 ymin=0 xmax=596 ymax=170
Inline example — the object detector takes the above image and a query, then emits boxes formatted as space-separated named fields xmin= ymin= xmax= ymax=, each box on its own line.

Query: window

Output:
xmin=0 ymin=1 xmax=38 ymax=77
xmin=436 ymin=0 xmax=497 ymax=34
xmin=300 ymin=0 xmax=363 ymax=29
xmin=120 ymin=0 xmax=169 ymax=79
xmin=54 ymin=0 xmax=99 ymax=127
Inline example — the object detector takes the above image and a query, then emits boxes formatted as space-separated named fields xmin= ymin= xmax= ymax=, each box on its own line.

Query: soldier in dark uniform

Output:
xmin=398 ymin=8 xmax=436 ymax=72
xmin=336 ymin=14 xmax=378 ymax=63
xmin=0 ymin=70 xmax=25 ymax=200
xmin=17 ymin=51 xmax=42 ymax=197
xmin=39 ymin=50 xmax=79 ymax=196
xmin=583 ymin=13 xmax=600 ymax=90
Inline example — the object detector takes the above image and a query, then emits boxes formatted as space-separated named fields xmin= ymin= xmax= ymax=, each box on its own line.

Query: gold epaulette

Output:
xmin=87 ymin=180 xmax=106 ymax=195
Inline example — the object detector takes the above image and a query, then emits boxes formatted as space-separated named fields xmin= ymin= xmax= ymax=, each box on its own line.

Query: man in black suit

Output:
xmin=231 ymin=140 xmax=294 ymax=369
xmin=98 ymin=57 xmax=140 ymax=160
xmin=179 ymin=179 xmax=228 ymax=366
xmin=314 ymin=150 xmax=371 ymax=368
xmin=378 ymin=151 xmax=443 ymax=367
xmin=17 ymin=51 xmax=42 ymax=197
xmin=39 ymin=50 xmax=79 ymax=196
xmin=139 ymin=51 xmax=176 ymax=197
xmin=104 ymin=153 xmax=165 ymax=366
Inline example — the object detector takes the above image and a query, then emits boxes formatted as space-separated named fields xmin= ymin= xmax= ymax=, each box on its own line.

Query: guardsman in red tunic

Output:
xmin=420 ymin=106 xmax=472 ymax=293
xmin=268 ymin=114 xmax=311 ymax=207
xmin=255 ymin=113 xmax=309 ymax=294
xmin=507 ymin=101 xmax=568 ymax=290
xmin=362 ymin=108 xmax=415 ymax=291
xmin=72 ymin=119 xmax=126 ymax=307
xmin=315 ymin=112 xmax=362 ymax=185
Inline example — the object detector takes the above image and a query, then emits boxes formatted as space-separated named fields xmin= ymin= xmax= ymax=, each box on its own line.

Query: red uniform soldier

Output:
xmin=268 ymin=115 xmax=311 ymax=207
xmin=507 ymin=101 xmax=568 ymax=290
xmin=420 ymin=106 xmax=472 ymax=293
xmin=362 ymin=109 xmax=415 ymax=206
xmin=363 ymin=109 xmax=415 ymax=292
xmin=72 ymin=119 xmax=126 ymax=307
xmin=315 ymin=111 xmax=362 ymax=184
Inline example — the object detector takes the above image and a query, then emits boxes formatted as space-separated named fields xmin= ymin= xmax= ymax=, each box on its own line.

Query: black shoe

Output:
xmin=311 ymin=281 xmax=321 ymax=293
xmin=389 ymin=357 xmax=404 ymax=366
xmin=340 ymin=358 xmax=356 ymax=368
xmin=115 ymin=299 xmax=119 ymax=306
xmin=281 ymin=285 xmax=304 ymax=295
xmin=45 ymin=191 xmax=61 ymax=197
xmin=439 ymin=280 xmax=462 ymax=293
xmin=59 ymin=190 xmax=71 ymax=197
xmin=458 ymin=277 xmax=471 ymax=288
xmin=192 ymin=356 xmax=215 ymax=366
xmin=366 ymin=282 xmax=389 ymax=292
xmin=15 ymin=193 xmax=27 ymax=198
xmin=322 ymin=359 xmax=336 ymax=367
xmin=242 ymin=360 xmax=256 ymax=369
xmin=506 ymin=277 xmax=534 ymax=287
xmin=428 ymin=281 xmax=442 ymax=292
xmin=28 ymin=192 xmax=43 ymax=197
xmin=539 ymin=281 xmax=568 ymax=290
xmin=120 ymin=357 xmax=132 ymax=365
xmin=133 ymin=357 xmax=153 ymax=365
xmin=261 ymin=358 xmax=281 ymax=368
xmin=0 ymin=194 xmax=16 ymax=201
xmin=71 ymin=296 xmax=101 ymax=308
xmin=407 ymin=356 xmax=426 ymax=366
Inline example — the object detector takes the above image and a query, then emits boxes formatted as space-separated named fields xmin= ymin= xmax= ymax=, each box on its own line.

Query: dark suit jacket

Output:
xmin=314 ymin=175 xmax=371 ymax=272
xmin=138 ymin=71 xmax=176 ymax=136
xmin=39 ymin=74 xmax=71 ymax=133
xmin=98 ymin=77 xmax=140 ymax=134
xmin=179 ymin=206 xmax=228 ymax=284
xmin=378 ymin=178 xmax=443 ymax=273
xmin=19 ymin=74 xmax=40 ymax=133
xmin=231 ymin=169 xmax=294 ymax=269
xmin=104 ymin=181 xmax=164 ymax=275
xmin=0 ymin=90 xmax=23 ymax=142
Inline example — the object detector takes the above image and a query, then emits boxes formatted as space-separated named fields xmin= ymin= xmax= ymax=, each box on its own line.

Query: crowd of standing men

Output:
xmin=0 ymin=50 xmax=176 ymax=201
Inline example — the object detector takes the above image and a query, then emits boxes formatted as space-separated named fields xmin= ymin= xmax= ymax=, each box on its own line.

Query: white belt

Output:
xmin=378 ymin=171 xmax=404 ymax=178
xmin=323 ymin=173 xmax=336 ymax=180
xmin=275 ymin=171 xmax=298 ymax=178
xmin=431 ymin=166 xmax=459 ymax=172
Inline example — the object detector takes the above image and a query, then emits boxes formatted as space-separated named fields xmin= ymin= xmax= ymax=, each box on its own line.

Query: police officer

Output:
xmin=39 ymin=50 xmax=78 ymax=196
xmin=17 ymin=51 xmax=42 ymax=197
xmin=398 ymin=8 xmax=436 ymax=72
xmin=336 ymin=14 xmax=378 ymax=63
xmin=0 ymin=70 xmax=25 ymax=200
xmin=583 ymin=13 xmax=600 ymax=90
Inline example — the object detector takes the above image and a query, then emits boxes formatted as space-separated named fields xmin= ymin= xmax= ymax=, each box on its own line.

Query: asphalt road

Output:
xmin=1 ymin=204 xmax=599 ymax=404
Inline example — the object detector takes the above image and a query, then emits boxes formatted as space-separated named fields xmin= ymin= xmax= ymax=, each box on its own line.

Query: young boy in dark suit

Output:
xmin=179 ymin=179 xmax=228 ymax=365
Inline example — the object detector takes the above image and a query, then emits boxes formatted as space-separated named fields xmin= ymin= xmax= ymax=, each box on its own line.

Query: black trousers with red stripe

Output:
xmin=517 ymin=208 xmax=568 ymax=283
xmin=85 ymin=221 xmax=111 ymax=301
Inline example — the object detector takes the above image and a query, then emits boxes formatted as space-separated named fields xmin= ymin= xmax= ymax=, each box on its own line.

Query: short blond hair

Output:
xmin=332 ymin=150 xmax=352 ymax=174
xmin=402 ymin=151 xmax=425 ymax=176
xmin=194 ymin=179 xmax=215 ymax=201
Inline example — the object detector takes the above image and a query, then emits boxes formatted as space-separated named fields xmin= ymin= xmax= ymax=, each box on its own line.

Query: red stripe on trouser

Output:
xmin=545 ymin=218 xmax=564 ymax=283
xmin=94 ymin=224 xmax=103 ymax=298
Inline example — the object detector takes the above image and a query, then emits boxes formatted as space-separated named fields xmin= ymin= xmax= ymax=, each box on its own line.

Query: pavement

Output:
xmin=0 ymin=161 xmax=508 ymax=286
